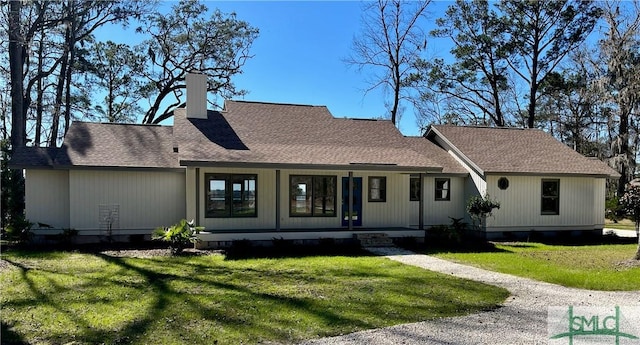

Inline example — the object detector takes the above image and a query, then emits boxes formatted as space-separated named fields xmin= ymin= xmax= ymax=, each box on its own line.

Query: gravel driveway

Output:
xmin=300 ymin=247 xmax=640 ymax=345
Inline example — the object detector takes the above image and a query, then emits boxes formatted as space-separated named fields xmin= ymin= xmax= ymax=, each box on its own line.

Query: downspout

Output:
xmin=419 ymin=173 xmax=425 ymax=230
xmin=275 ymin=170 xmax=281 ymax=231
xmin=348 ymin=172 xmax=353 ymax=230
xmin=195 ymin=168 xmax=200 ymax=225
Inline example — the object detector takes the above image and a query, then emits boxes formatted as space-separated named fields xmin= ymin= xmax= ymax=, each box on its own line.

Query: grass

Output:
xmin=0 ymin=249 xmax=508 ymax=345
xmin=605 ymin=218 xmax=638 ymax=230
xmin=432 ymin=242 xmax=640 ymax=291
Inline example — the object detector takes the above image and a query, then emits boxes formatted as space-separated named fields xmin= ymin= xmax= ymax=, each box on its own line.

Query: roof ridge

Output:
xmin=72 ymin=121 xmax=165 ymax=128
xmin=226 ymin=99 xmax=325 ymax=108
xmin=433 ymin=124 xmax=546 ymax=131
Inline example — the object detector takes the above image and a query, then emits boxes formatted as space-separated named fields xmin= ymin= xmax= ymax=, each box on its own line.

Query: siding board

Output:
xmin=485 ymin=175 xmax=606 ymax=232
xmin=69 ymin=170 xmax=185 ymax=233
xmin=25 ymin=170 xmax=70 ymax=229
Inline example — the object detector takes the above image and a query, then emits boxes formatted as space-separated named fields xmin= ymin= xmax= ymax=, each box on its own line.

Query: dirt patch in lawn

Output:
xmin=99 ymin=248 xmax=221 ymax=258
xmin=614 ymin=259 xmax=640 ymax=270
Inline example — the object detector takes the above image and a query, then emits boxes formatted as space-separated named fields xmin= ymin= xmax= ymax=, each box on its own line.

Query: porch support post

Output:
xmin=195 ymin=168 xmax=200 ymax=225
xmin=348 ymin=171 xmax=354 ymax=231
xmin=275 ymin=170 xmax=281 ymax=231
xmin=419 ymin=173 xmax=425 ymax=230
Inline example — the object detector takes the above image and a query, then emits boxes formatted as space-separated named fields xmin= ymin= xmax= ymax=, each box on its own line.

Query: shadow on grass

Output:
xmin=223 ymin=240 xmax=374 ymax=260
xmin=1 ymin=321 xmax=29 ymax=345
xmin=1 ymin=245 xmax=510 ymax=344
xmin=400 ymin=239 xmax=510 ymax=255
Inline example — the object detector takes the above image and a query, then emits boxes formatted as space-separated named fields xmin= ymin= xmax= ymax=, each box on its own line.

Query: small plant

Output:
xmin=57 ymin=228 xmax=78 ymax=246
xmin=605 ymin=196 xmax=621 ymax=221
xmin=619 ymin=183 xmax=640 ymax=260
xmin=466 ymin=194 xmax=500 ymax=230
xmin=427 ymin=217 xmax=468 ymax=244
xmin=152 ymin=219 xmax=203 ymax=255
xmin=2 ymin=216 xmax=33 ymax=244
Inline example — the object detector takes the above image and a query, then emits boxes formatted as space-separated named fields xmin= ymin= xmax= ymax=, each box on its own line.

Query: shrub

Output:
xmin=427 ymin=217 xmax=468 ymax=244
xmin=466 ymin=194 xmax=500 ymax=229
xmin=605 ymin=196 xmax=621 ymax=221
xmin=152 ymin=219 xmax=203 ymax=255
xmin=2 ymin=216 xmax=33 ymax=244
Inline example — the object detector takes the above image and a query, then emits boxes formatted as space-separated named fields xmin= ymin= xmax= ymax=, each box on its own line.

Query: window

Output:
xmin=498 ymin=177 xmax=509 ymax=190
xmin=206 ymin=174 xmax=257 ymax=218
xmin=435 ymin=178 xmax=450 ymax=201
xmin=410 ymin=176 xmax=421 ymax=201
xmin=541 ymin=179 xmax=560 ymax=215
xmin=290 ymin=175 xmax=336 ymax=217
xmin=368 ymin=176 xmax=386 ymax=202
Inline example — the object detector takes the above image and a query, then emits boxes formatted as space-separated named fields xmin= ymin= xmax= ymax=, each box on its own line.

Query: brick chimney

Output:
xmin=186 ymin=73 xmax=207 ymax=119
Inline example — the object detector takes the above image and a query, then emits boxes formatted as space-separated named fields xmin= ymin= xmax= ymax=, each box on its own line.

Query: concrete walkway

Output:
xmin=300 ymin=247 xmax=640 ymax=345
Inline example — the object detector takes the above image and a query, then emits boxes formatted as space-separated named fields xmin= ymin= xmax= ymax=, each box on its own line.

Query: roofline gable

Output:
xmin=426 ymin=126 xmax=486 ymax=176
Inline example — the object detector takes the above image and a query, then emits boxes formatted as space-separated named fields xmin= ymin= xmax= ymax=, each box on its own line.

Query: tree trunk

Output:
xmin=9 ymin=0 xmax=25 ymax=149
xmin=8 ymin=0 xmax=26 ymax=219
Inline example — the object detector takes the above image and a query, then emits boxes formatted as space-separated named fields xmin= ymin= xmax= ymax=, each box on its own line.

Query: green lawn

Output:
xmin=0 ymin=250 xmax=508 ymax=345
xmin=605 ymin=218 xmax=638 ymax=230
xmin=434 ymin=243 xmax=640 ymax=291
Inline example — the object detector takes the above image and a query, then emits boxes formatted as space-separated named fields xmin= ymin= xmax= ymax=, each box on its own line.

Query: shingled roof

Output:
xmin=12 ymin=100 xmax=449 ymax=172
xmin=11 ymin=122 xmax=179 ymax=169
xmin=174 ymin=100 xmax=442 ymax=171
xmin=404 ymin=137 xmax=468 ymax=175
xmin=428 ymin=125 xmax=619 ymax=177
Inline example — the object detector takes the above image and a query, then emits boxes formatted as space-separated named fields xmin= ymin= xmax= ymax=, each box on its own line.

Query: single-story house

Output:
xmin=10 ymin=73 xmax=619 ymax=246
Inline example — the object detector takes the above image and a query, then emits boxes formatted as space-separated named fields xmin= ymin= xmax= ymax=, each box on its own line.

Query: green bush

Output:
xmin=466 ymin=194 xmax=500 ymax=229
xmin=427 ymin=217 xmax=468 ymax=244
xmin=2 ymin=216 xmax=33 ymax=244
xmin=605 ymin=196 xmax=621 ymax=221
xmin=152 ymin=219 xmax=203 ymax=255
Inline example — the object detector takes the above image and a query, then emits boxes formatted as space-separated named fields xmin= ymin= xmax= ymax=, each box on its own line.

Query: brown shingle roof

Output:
xmin=404 ymin=137 xmax=468 ymax=174
xmin=11 ymin=122 xmax=180 ymax=169
xmin=10 ymin=147 xmax=61 ymax=168
xmin=429 ymin=125 xmax=619 ymax=177
xmin=174 ymin=100 xmax=442 ymax=170
xmin=56 ymin=122 xmax=179 ymax=168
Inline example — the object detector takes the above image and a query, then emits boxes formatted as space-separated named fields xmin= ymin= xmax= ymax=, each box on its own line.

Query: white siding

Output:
xmin=484 ymin=175 xmax=606 ymax=232
xmin=358 ymin=172 xmax=410 ymax=228
xmin=69 ymin=170 xmax=185 ymax=234
xmin=25 ymin=169 xmax=70 ymax=229
xmin=409 ymin=176 xmax=466 ymax=227
xmin=592 ymin=178 xmax=606 ymax=227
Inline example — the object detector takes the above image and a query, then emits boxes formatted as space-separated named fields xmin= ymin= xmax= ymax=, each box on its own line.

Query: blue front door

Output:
xmin=342 ymin=177 xmax=362 ymax=226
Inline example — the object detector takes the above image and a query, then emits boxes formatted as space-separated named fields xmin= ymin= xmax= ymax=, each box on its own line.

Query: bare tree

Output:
xmin=346 ymin=0 xmax=431 ymax=126
xmin=595 ymin=1 xmax=640 ymax=197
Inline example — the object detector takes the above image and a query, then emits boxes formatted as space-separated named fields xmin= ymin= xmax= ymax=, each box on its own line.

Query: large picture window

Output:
xmin=435 ymin=178 xmax=450 ymax=201
xmin=368 ymin=176 xmax=386 ymax=202
xmin=290 ymin=175 xmax=336 ymax=217
xmin=541 ymin=179 xmax=560 ymax=215
xmin=206 ymin=174 xmax=257 ymax=218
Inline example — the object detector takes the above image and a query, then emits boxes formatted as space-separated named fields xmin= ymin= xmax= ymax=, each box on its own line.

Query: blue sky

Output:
xmin=96 ymin=1 xmax=454 ymax=135
xmin=104 ymin=1 xmax=451 ymax=136
xmin=211 ymin=1 xmax=446 ymax=136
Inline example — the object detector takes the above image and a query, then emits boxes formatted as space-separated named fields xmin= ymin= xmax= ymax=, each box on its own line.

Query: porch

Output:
xmin=196 ymin=227 xmax=424 ymax=249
